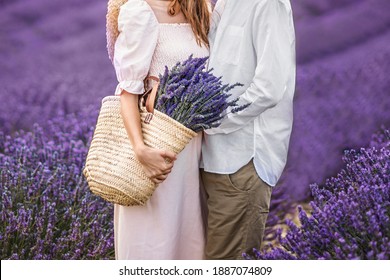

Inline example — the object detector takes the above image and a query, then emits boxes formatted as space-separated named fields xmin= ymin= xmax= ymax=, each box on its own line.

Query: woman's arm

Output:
xmin=120 ymin=91 xmax=177 ymax=184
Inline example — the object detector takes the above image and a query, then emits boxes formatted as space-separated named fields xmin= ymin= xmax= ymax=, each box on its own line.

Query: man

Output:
xmin=201 ymin=0 xmax=296 ymax=259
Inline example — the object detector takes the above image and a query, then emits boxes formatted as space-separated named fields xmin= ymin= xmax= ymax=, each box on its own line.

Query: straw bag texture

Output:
xmin=83 ymin=77 xmax=197 ymax=206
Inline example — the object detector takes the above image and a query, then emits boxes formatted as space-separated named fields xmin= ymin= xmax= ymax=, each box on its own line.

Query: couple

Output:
xmin=109 ymin=0 xmax=296 ymax=260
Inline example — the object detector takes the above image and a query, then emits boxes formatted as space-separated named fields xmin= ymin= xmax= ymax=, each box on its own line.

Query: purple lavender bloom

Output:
xmin=278 ymin=0 xmax=390 ymax=201
xmin=154 ymin=55 xmax=246 ymax=132
xmin=1 ymin=0 xmax=389 ymax=259
xmin=248 ymin=128 xmax=390 ymax=260
xmin=0 ymin=110 xmax=115 ymax=260
xmin=1 ymin=0 xmax=388 ymax=204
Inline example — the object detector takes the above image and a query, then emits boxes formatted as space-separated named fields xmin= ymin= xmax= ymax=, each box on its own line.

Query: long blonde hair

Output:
xmin=175 ymin=0 xmax=210 ymax=47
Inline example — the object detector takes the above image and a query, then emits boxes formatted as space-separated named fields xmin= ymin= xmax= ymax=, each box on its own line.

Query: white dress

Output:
xmin=112 ymin=0 xmax=208 ymax=260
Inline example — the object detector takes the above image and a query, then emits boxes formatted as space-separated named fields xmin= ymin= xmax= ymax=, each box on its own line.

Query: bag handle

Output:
xmin=141 ymin=76 xmax=160 ymax=123
xmin=143 ymin=76 xmax=159 ymax=114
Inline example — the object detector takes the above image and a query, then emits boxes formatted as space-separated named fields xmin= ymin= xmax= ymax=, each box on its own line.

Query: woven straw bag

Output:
xmin=83 ymin=77 xmax=197 ymax=206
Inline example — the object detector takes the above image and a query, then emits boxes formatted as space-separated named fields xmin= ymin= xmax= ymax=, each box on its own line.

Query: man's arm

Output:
xmin=206 ymin=0 xmax=296 ymax=135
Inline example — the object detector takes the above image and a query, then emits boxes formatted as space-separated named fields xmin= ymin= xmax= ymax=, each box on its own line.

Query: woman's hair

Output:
xmin=178 ymin=0 xmax=210 ymax=47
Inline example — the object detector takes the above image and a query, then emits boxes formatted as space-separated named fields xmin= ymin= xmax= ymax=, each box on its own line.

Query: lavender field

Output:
xmin=1 ymin=0 xmax=389 ymax=259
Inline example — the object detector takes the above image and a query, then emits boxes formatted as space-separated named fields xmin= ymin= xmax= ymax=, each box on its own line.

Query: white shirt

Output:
xmin=201 ymin=0 xmax=296 ymax=187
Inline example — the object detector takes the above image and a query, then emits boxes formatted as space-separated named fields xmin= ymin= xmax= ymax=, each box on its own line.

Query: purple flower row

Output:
xmin=246 ymin=128 xmax=390 ymax=260
xmin=1 ymin=0 xmax=389 ymax=250
xmin=295 ymin=0 xmax=390 ymax=64
xmin=0 ymin=108 xmax=115 ymax=259
xmin=281 ymin=28 xmax=390 ymax=200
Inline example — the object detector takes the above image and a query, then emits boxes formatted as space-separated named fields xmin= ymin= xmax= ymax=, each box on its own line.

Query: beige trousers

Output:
xmin=201 ymin=159 xmax=272 ymax=260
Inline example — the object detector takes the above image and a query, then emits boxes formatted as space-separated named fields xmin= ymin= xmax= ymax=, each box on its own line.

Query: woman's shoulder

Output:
xmin=119 ymin=0 xmax=154 ymax=16
xmin=118 ymin=0 xmax=158 ymax=26
xmin=106 ymin=0 xmax=158 ymax=62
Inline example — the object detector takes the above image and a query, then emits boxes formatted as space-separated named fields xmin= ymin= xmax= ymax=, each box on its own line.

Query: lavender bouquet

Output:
xmin=84 ymin=55 xmax=249 ymax=207
xmin=153 ymin=55 xmax=249 ymax=132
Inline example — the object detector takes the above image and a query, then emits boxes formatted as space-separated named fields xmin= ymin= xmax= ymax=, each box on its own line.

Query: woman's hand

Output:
xmin=134 ymin=145 xmax=177 ymax=184
xmin=119 ymin=93 xmax=176 ymax=184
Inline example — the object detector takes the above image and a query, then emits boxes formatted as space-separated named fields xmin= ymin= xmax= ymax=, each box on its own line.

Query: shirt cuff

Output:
xmin=114 ymin=80 xmax=145 ymax=96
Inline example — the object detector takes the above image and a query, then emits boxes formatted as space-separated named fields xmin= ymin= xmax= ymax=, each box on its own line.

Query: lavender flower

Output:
xmin=1 ymin=0 xmax=389 ymax=204
xmin=0 ymin=110 xmax=115 ymax=260
xmin=247 ymin=128 xmax=390 ymax=260
xmin=1 ymin=0 xmax=389 ymax=259
xmin=154 ymin=55 xmax=249 ymax=132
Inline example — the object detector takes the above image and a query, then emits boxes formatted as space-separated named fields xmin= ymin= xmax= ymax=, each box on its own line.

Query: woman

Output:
xmin=109 ymin=0 xmax=210 ymax=259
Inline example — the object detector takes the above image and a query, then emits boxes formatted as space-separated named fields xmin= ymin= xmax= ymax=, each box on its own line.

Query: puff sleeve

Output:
xmin=113 ymin=0 xmax=159 ymax=95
